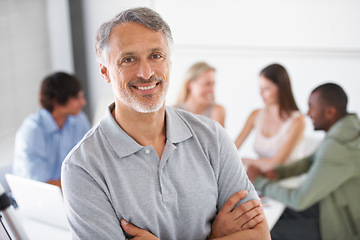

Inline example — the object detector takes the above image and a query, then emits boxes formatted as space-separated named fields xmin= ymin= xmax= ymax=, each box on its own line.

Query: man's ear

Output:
xmin=100 ymin=64 xmax=111 ymax=83
xmin=52 ymin=98 xmax=61 ymax=111
xmin=325 ymin=105 xmax=337 ymax=120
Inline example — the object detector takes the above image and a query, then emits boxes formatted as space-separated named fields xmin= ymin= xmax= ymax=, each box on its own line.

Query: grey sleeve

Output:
xmin=61 ymin=160 xmax=126 ymax=240
xmin=214 ymin=125 xmax=259 ymax=210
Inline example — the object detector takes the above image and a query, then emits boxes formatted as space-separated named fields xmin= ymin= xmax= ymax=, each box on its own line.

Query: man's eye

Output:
xmin=151 ymin=54 xmax=162 ymax=59
xmin=123 ymin=57 xmax=134 ymax=63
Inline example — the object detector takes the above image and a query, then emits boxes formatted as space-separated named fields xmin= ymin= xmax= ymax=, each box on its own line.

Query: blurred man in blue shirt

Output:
xmin=13 ymin=72 xmax=90 ymax=188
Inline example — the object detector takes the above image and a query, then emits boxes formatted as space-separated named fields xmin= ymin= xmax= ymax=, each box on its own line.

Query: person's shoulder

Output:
xmin=63 ymin=124 xmax=101 ymax=164
xmin=18 ymin=111 xmax=44 ymax=132
xmin=246 ymin=108 xmax=261 ymax=117
xmin=313 ymin=127 xmax=356 ymax=164
xmin=213 ymin=103 xmax=225 ymax=110
xmin=247 ymin=108 xmax=261 ymax=120
xmin=15 ymin=114 xmax=40 ymax=144
xmin=290 ymin=111 xmax=306 ymax=125
xmin=291 ymin=110 xmax=305 ymax=119
xmin=23 ymin=110 xmax=42 ymax=123
xmin=168 ymin=106 xmax=232 ymax=152
xmin=169 ymin=106 xmax=226 ymax=142
xmin=314 ymin=138 xmax=347 ymax=164
xmin=171 ymin=106 xmax=219 ymax=128
xmin=213 ymin=103 xmax=226 ymax=114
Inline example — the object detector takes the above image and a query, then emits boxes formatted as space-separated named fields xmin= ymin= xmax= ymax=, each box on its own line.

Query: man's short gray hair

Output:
xmin=95 ymin=7 xmax=173 ymax=65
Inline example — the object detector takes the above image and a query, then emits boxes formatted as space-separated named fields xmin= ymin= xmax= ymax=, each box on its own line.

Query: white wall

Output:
xmin=46 ymin=0 xmax=74 ymax=73
xmin=80 ymin=0 xmax=360 ymax=156
xmin=1 ymin=0 xmax=52 ymax=167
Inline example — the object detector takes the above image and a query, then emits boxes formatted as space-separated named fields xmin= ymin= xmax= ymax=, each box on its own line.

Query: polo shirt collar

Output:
xmin=165 ymin=106 xmax=192 ymax=144
xmin=100 ymin=103 xmax=193 ymax=158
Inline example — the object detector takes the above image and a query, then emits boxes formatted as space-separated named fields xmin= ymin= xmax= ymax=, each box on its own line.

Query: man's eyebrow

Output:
xmin=118 ymin=52 xmax=137 ymax=58
xmin=120 ymin=47 xmax=165 ymax=57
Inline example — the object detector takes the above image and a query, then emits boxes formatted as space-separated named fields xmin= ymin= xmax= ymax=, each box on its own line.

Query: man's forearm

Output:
xmin=213 ymin=220 xmax=271 ymax=240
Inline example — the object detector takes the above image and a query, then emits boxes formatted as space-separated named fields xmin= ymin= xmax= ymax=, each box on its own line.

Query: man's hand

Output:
xmin=121 ymin=219 xmax=159 ymax=240
xmin=46 ymin=179 xmax=62 ymax=190
xmin=208 ymin=190 xmax=264 ymax=239
xmin=263 ymin=169 xmax=279 ymax=180
xmin=246 ymin=165 xmax=262 ymax=182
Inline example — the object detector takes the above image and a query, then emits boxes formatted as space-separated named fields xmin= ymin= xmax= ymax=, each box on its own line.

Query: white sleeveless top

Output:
xmin=253 ymin=109 xmax=304 ymax=163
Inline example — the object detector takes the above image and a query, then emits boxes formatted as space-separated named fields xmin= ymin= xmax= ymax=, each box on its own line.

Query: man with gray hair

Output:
xmin=62 ymin=7 xmax=270 ymax=239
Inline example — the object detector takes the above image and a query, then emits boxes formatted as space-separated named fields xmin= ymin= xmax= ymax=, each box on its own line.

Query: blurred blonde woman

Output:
xmin=235 ymin=63 xmax=305 ymax=172
xmin=175 ymin=62 xmax=226 ymax=127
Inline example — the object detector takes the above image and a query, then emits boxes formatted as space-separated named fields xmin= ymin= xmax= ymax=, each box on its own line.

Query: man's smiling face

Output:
xmin=101 ymin=22 xmax=171 ymax=113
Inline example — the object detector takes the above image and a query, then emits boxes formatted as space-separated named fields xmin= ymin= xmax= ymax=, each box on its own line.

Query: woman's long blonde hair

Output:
xmin=176 ymin=62 xmax=216 ymax=104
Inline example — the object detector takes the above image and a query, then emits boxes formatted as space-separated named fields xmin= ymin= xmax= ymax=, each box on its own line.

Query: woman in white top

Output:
xmin=175 ymin=62 xmax=226 ymax=127
xmin=234 ymin=63 xmax=305 ymax=172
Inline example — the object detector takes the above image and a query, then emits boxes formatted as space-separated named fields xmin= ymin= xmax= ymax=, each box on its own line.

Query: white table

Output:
xmin=21 ymin=217 xmax=71 ymax=240
xmin=3 ymin=209 xmax=71 ymax=240
xmin=261 ymin=175 xmax=307 ymax=230
xmin=262 ymin=197 xmax=286 ymax=230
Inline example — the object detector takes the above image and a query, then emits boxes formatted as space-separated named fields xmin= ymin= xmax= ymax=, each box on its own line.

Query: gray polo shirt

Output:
xmin=62 ymin=104 xmax=258 ymax=240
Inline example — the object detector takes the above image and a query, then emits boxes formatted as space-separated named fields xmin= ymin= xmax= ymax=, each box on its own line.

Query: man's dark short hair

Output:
xmin=312 ymin=83 xmax=348 ymax=114
xmin=40 ymin=72 xmax=82 ymax=112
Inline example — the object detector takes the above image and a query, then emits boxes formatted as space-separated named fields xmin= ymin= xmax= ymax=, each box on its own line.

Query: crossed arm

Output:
xmin=120 ymin=190 xmax=270 ymax=240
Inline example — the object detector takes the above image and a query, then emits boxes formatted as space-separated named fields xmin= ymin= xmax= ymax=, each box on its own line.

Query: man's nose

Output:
xmin=136 ymin=60 xmax=154 ymax=80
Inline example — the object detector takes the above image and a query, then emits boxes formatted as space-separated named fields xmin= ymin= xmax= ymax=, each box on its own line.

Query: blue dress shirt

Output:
xmin=12 ymin=109 xmax=90 ymax=182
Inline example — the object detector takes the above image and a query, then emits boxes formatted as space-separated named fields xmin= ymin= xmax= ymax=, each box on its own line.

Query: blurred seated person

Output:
xmin=174 ymin=62 xmax=226 ymax=127
xmin=248 ymin=83 xmax=360 ymax=240
xmin=12 ymin=72 xmax=90 ymax=188
xmin=234 ymin=63 xmax=305 ymax=172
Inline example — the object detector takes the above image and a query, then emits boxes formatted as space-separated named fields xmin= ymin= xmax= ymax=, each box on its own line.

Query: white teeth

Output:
xmin=137 ymin=84 xmax=156 ymax=90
